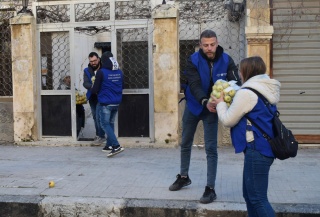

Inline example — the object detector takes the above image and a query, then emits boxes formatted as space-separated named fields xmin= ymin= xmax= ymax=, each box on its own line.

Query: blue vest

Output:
xmin=98 ymin=68 xmax=123 ymax=105
xmin=185 ymin=52 xmax=229 ymax=116
xmin=84 ymin=68 xmax=93 ymax=100
xmin=230 ymin=97 xmax=277 ymax=157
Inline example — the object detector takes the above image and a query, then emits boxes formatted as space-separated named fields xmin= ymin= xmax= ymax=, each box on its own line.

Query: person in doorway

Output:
xmin=83 ymin=52 xmax=105 ymax=144
xmin=58 ymin=74 xmax=85 ymax=137
xmin=210 ymin=56 xmax=278 ymax=216
xmin=169 ymin=29 xmax=241 ymax=204
xmin=58 ymin=75 xmax=71 ymax=90
xmin=91 ymin=51 xmax=124 ymax=157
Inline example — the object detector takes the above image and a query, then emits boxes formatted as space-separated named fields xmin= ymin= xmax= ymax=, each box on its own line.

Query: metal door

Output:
xmin=33 ymin=0 xmax=154 ymax=141
xmin=272 ymin=0 xmax=320 ymax=143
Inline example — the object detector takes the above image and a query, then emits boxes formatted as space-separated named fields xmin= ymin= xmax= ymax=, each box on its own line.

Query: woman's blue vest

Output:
xmin=84 ymin=68 xmax=93 ymax=100
xmin=230 ymin=97 xmax=277 ymax=157
xmin=185 ymin=52 xmax=229 ymax=116
xmin=98 ymin=68 xmax=123 ymax=105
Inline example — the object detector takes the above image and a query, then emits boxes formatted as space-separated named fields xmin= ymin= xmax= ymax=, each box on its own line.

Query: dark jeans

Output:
xmin=89 ymin=98 xmax=105 ymax=138
xmin=243 ymin=144 xmax=275 ymax=217
xmin=180 ymin=105 xmax=218 ymax=189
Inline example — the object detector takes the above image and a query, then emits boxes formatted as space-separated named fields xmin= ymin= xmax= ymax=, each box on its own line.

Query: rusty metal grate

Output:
xmin=75 ymin=2 xmax=110 ymax=22
xmin=40 ymin=32 xmax=70 ymax=90
xmin=36 ymin=4 xmax=70 ymax=24
xmin=0 ymin=11 xmax=15 ymax=96
xmin=115 ymin=0 xmax=151 ymax=20
xmin=117 ymin=28 xmax=149 ymax=89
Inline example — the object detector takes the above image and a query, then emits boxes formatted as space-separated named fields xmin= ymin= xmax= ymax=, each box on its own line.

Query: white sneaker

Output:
xmin=107 ymin=146 xmax=124 ymax=157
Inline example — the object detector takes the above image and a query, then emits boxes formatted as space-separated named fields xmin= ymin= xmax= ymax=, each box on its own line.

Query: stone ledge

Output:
xmin=152 ymin=4 xmax=178 ymax=18
xmin=10 ymin=14 xmax=34 ymax=25
xmin=1 ymin=196 xmax=319 ymax=217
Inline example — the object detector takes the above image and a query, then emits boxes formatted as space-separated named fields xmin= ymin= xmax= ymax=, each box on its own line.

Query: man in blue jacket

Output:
xmin=169 ymin=30 xmax=241 ymax=204
xmin=91 ymin=52 xmax=124 ymax=157
xmin=83 ymin=52 xmax=105 ymax=144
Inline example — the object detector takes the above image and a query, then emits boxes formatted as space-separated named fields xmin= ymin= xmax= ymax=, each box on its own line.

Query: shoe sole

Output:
xmin=169 ymin=181 xmax=191 ymax=191
xmin=102 ymin=149 xmax=111 ymax=152
xmin=107 ymin=148 xmax=124 ymax=157
xmin=199 ymin=195 xmax=217 ymax=204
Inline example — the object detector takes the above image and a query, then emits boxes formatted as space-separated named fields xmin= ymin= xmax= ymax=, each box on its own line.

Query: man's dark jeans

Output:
xmin=89 ymin=98 xmax=105 ymax=138
xmin=180 ymin=105 xmax=218 ymax=189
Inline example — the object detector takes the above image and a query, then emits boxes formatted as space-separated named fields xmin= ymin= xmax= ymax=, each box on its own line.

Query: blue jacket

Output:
xmin=97 ymin=68 xmax=123 ymax=105
xmin=185 ymin=51 xmax=229 ymax=116
xmin=230 ymin=97 xmax=277 ymax=157
xmin=84 ymin=68 xmax=93 ymax=100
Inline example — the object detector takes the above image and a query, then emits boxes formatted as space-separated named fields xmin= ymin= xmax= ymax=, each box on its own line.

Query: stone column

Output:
xmin=152 ymin=4 xmax=179 ymax=146
xmin=10 ymin=14 xmax=38 ymax=142
xmin=245 ymin=0 xmax=273 ymax=74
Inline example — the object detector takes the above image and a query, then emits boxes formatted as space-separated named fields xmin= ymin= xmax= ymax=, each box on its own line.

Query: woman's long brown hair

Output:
xmin=240 ymin=56 xmax=266 ymax=82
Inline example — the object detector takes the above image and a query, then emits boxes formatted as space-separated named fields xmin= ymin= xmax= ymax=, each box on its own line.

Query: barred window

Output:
xmin=0 ymin=11 xmax=15 ymax=97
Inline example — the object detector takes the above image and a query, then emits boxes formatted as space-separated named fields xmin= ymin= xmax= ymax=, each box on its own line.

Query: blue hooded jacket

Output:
xmin=91 ymin=56 xmax=123 ymax=105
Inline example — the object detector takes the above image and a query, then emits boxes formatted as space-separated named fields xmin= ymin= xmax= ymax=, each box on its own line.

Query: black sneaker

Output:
xmin=169 ymin=174 xmax=192 ymax=191
xmin=200 ymin=186 xmax=217 ymax=204
xmin=107 ymin=146 xmax=124 ymax=157
xmin=102 ymin=146 xmax=113 ymax=152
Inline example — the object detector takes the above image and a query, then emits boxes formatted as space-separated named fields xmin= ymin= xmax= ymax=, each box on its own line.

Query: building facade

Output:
xmin=0 ymin=0 xmax=319 ymax=146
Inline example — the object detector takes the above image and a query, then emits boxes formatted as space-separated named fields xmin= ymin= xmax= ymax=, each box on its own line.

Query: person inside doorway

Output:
xmin=58 ymin=74 xmax=85 ymax=138
xmin=58 ymin=75 xmax=71 ymax=90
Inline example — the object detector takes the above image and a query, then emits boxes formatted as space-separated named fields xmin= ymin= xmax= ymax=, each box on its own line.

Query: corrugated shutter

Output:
xmin=272 ymin=0 xmax=320 ymax=143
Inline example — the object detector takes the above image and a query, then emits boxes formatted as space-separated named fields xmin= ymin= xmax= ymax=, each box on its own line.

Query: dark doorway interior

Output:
xmin=118 ymin=94 xmax=149 ymax=137
xmin=42 ymin=95 xmax=72 ymax=136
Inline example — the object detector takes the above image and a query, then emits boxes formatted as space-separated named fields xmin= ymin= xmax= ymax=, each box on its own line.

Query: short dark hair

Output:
xmin=200 ymin=30 xmax=217 ymax=41
xmin=88 ymin=52 xmax=99 ymax=58
xmin=240 ymin=56 xmax=267 ymax=82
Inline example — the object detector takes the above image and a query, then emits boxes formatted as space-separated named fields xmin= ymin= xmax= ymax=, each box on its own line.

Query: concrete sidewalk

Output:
xmin=0 ymin=144 xmax=319 ymax=217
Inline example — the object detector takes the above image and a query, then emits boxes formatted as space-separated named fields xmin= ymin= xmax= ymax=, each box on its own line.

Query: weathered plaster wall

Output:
xmin=152 ymin=4 xmax=180 ymax=145
xmin=10 ymin=14 xmax=38 ymax=142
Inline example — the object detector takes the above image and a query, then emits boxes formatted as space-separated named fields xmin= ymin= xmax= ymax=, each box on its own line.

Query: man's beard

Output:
xmin=91 ymin=64 xmax=99 ymax=70
xmin=205 ymin=52 xmax=215 ymax=60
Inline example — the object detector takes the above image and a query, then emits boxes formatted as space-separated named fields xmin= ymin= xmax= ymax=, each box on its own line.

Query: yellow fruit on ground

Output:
xmin=49 ymin=181 xmax=55 ymax=188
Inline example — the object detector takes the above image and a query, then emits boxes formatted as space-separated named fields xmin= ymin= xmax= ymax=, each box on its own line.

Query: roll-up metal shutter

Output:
xmin=272 ymin=0 xmax=320 ymax=143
